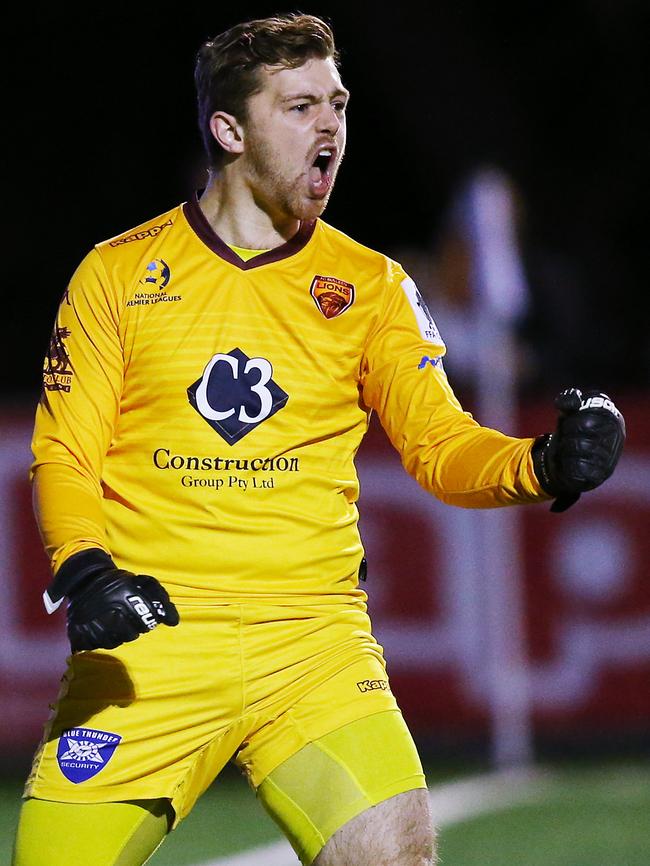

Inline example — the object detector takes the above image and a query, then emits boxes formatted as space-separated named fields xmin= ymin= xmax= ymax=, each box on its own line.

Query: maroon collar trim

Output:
xmin=183 ymin=193 xmax=317 ymax=270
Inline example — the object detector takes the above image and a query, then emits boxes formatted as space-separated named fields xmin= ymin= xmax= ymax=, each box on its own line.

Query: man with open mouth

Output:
xmin=13 ymin=12 xmax=625 ymax=866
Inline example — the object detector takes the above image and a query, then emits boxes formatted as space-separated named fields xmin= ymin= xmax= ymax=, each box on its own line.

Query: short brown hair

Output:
xmin=195 ymin=13 xmax=339 ymax=169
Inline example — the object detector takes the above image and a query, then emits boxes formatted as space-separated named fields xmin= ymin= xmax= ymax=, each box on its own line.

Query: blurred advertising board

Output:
xmin=1 ymin=396 xmax=648 ymax=753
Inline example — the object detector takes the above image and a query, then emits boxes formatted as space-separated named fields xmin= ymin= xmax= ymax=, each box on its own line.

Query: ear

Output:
xmin=209 ymin=111 xmax=245 ymax=156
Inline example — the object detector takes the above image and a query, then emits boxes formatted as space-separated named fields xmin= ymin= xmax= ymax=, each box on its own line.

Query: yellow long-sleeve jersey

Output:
xmin=32 ymin=196 xmax=548 ymax=602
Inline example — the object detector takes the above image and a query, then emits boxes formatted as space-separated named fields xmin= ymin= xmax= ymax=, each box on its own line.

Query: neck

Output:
xmin=198 ymin=169 xmax=301 ymax=249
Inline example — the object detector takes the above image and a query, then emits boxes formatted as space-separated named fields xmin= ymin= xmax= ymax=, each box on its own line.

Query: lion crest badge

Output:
xmin=310 ymin=275 xmax=355 ymax=319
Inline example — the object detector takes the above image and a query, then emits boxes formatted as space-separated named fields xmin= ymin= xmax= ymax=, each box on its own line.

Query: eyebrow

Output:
xmin=281 ymin=89 xmax=350 ymax=103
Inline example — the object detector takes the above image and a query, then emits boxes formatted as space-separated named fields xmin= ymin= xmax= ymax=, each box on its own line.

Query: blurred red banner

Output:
xmin=2 ymin=396 xmax=648 ymax=752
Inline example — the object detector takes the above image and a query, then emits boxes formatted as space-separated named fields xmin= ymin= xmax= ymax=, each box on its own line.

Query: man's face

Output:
xmin=241 ymin=57 xmax=349 ymax=222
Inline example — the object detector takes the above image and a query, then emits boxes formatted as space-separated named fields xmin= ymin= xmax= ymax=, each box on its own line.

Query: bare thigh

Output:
xmin=313 ymin=789 xmax=436 ymax=866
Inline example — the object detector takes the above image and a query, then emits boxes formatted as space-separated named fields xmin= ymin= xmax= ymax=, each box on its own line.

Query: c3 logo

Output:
xmin=188 ymin=347 xmax=289 ymax=444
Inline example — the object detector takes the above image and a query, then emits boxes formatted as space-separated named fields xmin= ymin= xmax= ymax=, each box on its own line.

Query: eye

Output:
xmin=332 ymin=100 xmax=347 ymax=113
xmin=291 ymin=103 xmax=310 ymax=113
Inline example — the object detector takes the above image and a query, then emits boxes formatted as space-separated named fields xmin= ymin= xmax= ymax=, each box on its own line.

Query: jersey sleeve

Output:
xmin=361 ymin=264 xmax=549 ymax=508
xmin=31 ymin=248 xmax=124 ymax=573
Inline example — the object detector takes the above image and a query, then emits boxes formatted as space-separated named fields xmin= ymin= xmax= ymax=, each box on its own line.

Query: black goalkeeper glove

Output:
xmin=531 ymin=388 xmax=626 ymax=513
xmin=43 ymin=549 xmax=180 ymax=652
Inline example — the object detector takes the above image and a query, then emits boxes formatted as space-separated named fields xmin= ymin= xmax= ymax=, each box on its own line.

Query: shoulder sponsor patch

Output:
xmin=401 ymin=277 xmax=445 ymax=346
xmin=310 ymin=275 xmax=355 ymax=319
xmin=56 ymin=727 xmax=122 ymax=783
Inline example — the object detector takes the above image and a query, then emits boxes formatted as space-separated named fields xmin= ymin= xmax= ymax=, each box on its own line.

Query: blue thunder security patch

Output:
xmin=56 ymin=728 xmax=122 ymax=783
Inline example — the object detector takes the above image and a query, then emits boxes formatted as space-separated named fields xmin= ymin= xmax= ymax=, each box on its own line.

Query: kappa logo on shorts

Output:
xmin=357 ymin=679 xmax=390 ymax=693
xmin=56 ymin=727 xmax=122 ymax=784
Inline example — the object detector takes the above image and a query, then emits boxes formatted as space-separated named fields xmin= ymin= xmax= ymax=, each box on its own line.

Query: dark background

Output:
xmin=5 ymin=1 xmax=649 ymax=403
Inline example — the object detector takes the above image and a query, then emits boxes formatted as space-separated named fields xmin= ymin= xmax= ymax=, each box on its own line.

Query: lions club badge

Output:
xmin=310 ymin=275 xmax=355 ymax=319
xmin=56 ymin=727 xmax=122 ymax=783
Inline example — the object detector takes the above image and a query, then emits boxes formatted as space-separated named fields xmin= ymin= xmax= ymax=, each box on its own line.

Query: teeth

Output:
xmin=319 ymin=149 xmax=332 ymax=157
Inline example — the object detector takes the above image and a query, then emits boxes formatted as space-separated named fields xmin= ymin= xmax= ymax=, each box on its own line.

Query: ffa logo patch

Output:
xmin=56 ymin=727 xmax=122 ymax=783
xmin=401 ymin=277 xmax=444 ymax=346
xmin=310 ymin=275 xmax=355 ymax=319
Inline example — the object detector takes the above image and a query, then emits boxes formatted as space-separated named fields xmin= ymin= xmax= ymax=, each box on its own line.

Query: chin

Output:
xmin=296 ymin=196 xmax=330 ymax=221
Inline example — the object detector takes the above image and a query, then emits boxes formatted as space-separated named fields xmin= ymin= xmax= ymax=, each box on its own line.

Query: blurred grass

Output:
xmin=2 ymin=761 xmax=648 ymax=865
xmin=439 ymin=764 xmax=650 ymax=866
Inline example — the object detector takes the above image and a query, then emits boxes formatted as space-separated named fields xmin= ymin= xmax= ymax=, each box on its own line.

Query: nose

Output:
xmin=316 ymin=102 xmax=342 ymax=135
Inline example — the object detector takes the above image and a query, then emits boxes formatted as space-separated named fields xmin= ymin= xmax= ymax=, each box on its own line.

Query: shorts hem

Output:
xmin=23 ymin=783 xmax=177 ymax=809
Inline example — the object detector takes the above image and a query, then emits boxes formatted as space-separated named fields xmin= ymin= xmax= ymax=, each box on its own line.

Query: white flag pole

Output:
xmin=462 ymin=168 xmax=534 ymax=767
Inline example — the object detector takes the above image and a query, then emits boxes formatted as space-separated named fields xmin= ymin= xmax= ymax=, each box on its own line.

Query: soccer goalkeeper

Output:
xmin=12 ymin=13 xmax=624 ymax=866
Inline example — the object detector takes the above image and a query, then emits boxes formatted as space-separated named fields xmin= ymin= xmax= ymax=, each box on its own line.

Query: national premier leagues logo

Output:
xmin=188 ymin=348 xmax=289 ymax=445
xmin=140 ymin=259 xmax=171 ymax=290
xmin=127 ymin=259 xmax=181 ymax=308
xmin=56 ymin=727 xmax=122 ymax=783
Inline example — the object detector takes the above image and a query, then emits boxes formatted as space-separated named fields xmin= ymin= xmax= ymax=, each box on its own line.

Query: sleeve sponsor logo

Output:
xmin=109 ymin=218 xmax=173 ymax=247
xmin=418 ymin=355 xmax=444 ymax=370
xmin=310 ymin=275 xmax=355 ymax=319
xmin=43 ymin=326 xmax=74 ymax=392
xmin=401 ymin=277 xmax=445 ymax=346
xmin=56 ymin=727 xmax=121 ymax=783
xmin=187 ymin=348 xmax=289 ymax=445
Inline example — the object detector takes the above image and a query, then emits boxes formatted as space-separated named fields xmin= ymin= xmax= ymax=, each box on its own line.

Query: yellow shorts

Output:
xmin=25 ymin=600 xmax=425 ymax=846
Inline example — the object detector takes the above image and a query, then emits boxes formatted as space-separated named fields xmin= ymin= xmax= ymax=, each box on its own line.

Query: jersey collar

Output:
xmin=183 ymin=193 xmax=317 ymax=270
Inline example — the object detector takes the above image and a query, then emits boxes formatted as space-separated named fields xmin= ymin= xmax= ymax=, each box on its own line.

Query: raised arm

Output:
xmin=361 ymin=266 xmax=623 ymax=509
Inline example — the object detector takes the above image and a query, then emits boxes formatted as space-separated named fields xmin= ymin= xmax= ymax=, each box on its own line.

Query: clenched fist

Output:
xmin=531 ymin=388 xmax=625 ymax=512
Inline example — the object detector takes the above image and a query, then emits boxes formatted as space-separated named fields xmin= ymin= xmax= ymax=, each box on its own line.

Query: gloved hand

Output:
xmin=531 ymin=388 xmax=625 ymax=512
xmin=43 ymin=549 xmax=179 ymax=652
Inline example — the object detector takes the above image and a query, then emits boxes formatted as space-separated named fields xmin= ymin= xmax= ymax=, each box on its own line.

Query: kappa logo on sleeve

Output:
xmin=56 ymin=728 xmax=122 ymax=783
xmin=310 ymin=275 xmax=355 ymax=319
xmin=401 ymin=277 xmax=445 ymax=346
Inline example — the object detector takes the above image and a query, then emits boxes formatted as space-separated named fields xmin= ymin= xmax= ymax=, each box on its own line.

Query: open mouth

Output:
xmin=308 ymin=147 xmax=336 ymax=196
xmin=313 ymin=149 xmax=333 ymax=172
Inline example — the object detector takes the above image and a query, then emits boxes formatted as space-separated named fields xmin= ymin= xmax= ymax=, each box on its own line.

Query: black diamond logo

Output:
xmin=187 ymin=348 xmax=289 ymax=445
